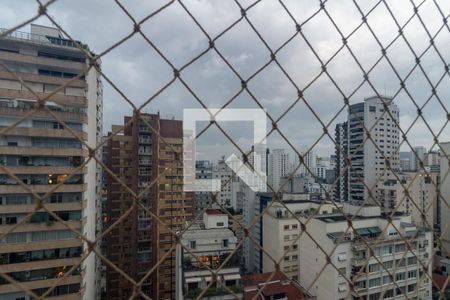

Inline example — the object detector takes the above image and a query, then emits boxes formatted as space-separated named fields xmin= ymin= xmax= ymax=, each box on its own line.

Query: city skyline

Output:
xmin=1 ymin=1 xmax=449 ymax=159
xmin=1 ymin=1 xmax=450 ymax=299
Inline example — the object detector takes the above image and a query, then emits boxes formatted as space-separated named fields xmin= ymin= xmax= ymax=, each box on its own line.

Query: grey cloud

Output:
xmin=1 ymin=0 xmax=449 ymax=160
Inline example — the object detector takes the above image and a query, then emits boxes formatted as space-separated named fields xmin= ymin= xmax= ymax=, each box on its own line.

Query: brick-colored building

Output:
xmin=106 ymin=112 xmax=194 ymax=299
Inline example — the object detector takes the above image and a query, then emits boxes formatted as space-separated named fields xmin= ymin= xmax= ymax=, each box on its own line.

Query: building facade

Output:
xmin=377 ymin=172 xmax=439 ymax=227
xmin=176 ymin=209 xmax=242 ymax=300
xmin=268 ymin=149 xmax=291 ymax=191
xmin=334 ymin=121 xmax=349 ymax=202
xmin=345 ymin=96 xmax=400 ymax=204
xmin=105 ymin=113 xmax=194 ymax=299
xmin=410 ymin=146 xmax=427 ymax=172
xmin=0 ymin=24 xmax=102 ymax=299
xmin=299 ymin=205 xmax=433 ymax=300
xmin=262 ymin=198 xmax=341 ymax=281
xmin=213 ymin=158 xmax=233 ymax=208
xmin=195 ymin=160 xmax=213 ymax=217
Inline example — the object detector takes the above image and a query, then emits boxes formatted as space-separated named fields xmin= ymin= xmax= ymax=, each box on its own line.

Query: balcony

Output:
xmin=351 ymin=256 xmax=367 ymax=266
xmin=0 ymin=219 xmax=82 ymax=235
xmin=0 ymin=202 xmax=82 ymax=214
xmin=0 ymin=146 xmax=87 ymax=157
xmin=0 ymin=239 xmax=81 ymax=254
xmin=0 ymin=105 xmax=87 ymax=123
xmin=0 ymin=48 xmax=85 ymax=71
xmin=182 ymin=253 xmax=239 ymax=272
xmin=0 ymin=257 xmax=81 ymax=274
xmin=0 ymin=127 xmax=87 ymax=140
xmin=0 ymin=166 xmax=86 ymax=175
xmin=0 ymin=183 xmax=86 ymax=194
xmin=0 ymin=274 xmax=81 ymax=294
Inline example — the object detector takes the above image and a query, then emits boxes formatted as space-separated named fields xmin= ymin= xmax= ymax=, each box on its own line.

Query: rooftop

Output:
xmin=242 ymin=271 xmax=311 ymax=300
xmin=0 ymin=24 xmax=89 ymax=51
xmin=432 ymin=273 xmax=450 ymax=290
xmin=204 ymin=208 xmax=226 ymax=215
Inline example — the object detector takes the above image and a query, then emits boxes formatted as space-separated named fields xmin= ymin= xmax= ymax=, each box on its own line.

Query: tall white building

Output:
xmin=347 ymin=96 xmax=400 ymax=205
xmin=440 ymin=142 xmax=450 ymax=255
xmin=295 ymin=146 xmax=316 ymax=179
xmin=268 ymin=149 xmax=291 ymax=191
xmin=0 ymin=24 xmax=102 ymax=299
xmin=410 ymin=146 xmax=427 ymax=172
xmin=425 ymin=150 xmax=440 ymax=172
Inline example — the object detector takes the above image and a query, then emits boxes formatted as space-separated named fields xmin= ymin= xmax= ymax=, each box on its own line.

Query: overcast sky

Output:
xmin=1 ymin=0 xmax=449 ymax=161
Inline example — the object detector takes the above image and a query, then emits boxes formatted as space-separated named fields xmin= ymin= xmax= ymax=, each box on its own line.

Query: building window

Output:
xmin=337 ymin=253 xmax=346 ymax=261
xmin=407 ymin=270 xmax=417 ymax=278
xmin=368 ymin=263 xmax=380 ymax=273
xmin=222 ymin=239 xmax=229 ymax=248
xmin=383 ymin=260 xmax=393 ymax=269
xmin=383 ymin=289 xmax=394 ymax=298
xmin=408 ymin=283 xmax=417 ymax=293
xmin=284 ymin=225 xmax=289 ymax=230
xmin=5 ymin=216 xmax=17 ymax=224
xmin=369 ymin=277 xmax=381 ymax=287
xmin=395 ymin=243 xmax=405 ymax=252
xmin=407 ymin=257 xmax=417 ymax=265
xmin=189 ymin=240 xmax=196 ymax=249
xmin=395 ymin=272 xmax=405 ymax=281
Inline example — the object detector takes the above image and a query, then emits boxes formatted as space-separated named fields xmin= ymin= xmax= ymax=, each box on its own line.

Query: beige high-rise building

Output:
xmin=377 ymin=172 xmax=439 ymax=227
xmin=0 ymin=24 xmax=102 ymax=299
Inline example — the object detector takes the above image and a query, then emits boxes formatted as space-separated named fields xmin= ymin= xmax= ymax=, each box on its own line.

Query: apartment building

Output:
xmin=410 ymin=146 xmax=427 ymax=172
xmin=195 ymin=160 xmax=213 ymax=217
xmin=440 ymin=142 xmax=450 ymax=256
xmin=176 ymin=209 xmax=242 ymax=300
xmin=425 ymin=150 xmax=440 ymax=173
xmin=262 ymin=197 xmax=342 ymax=281
xmin=299 ymin=205 xmax=432 ymax=300
xmin=338 ymin=96 xmax=400 ymax=204
xmin=377 ymin=172 xmax=439 ymax=227
xmin=268 ymin=149 xmax=291 ymax=191
xmin=213 ymin=158 xmax=233 ymax=208
xmin=105 ymin=113 xmax=194 ymax=300
xmin=294 ymin=146 xmax=316 ymax=180
xmin=0 ymin=24 xmax=102 ymax=299
xmin=334 ymin=121 xmax=349 ymax=202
